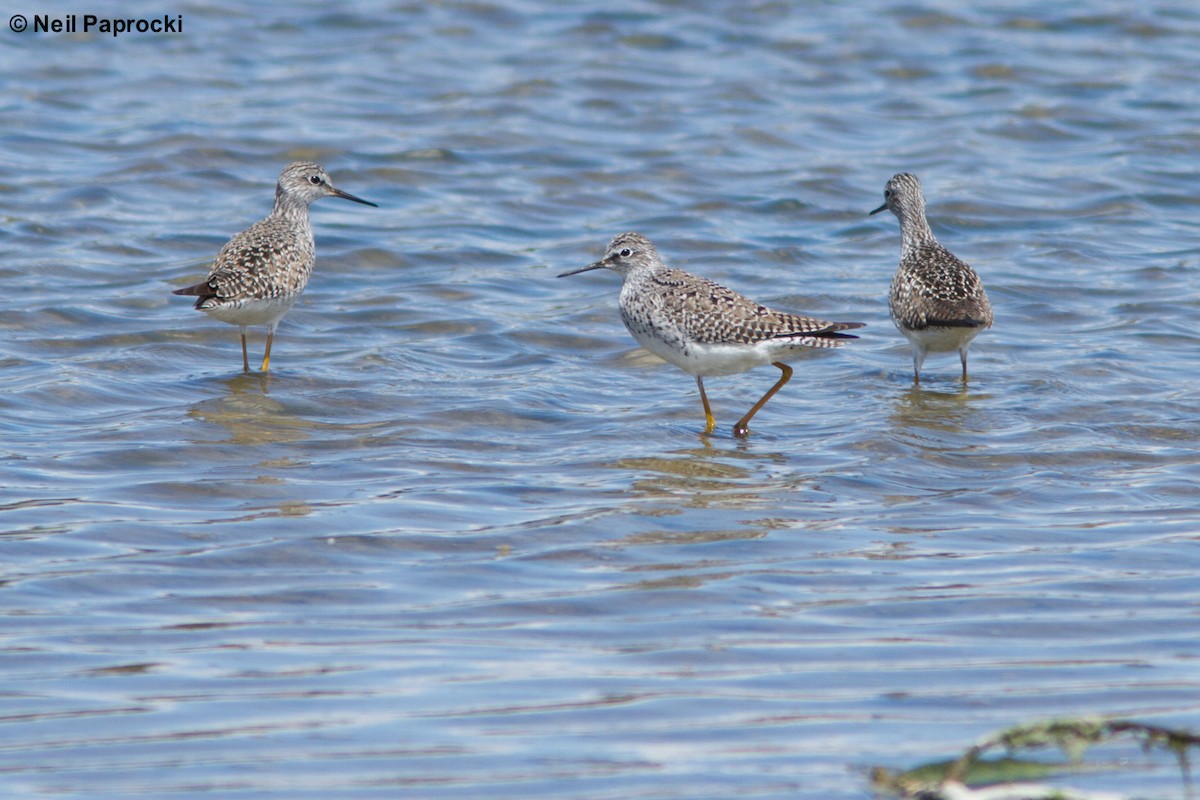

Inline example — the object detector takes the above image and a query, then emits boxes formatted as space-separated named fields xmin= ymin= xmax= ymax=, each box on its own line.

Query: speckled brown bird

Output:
xmin=173 ymin=161 xmax=376 ymax=372
xmin=871 ymin=172 xmax=993 ymax=383
xmin=558 ymin=232 xmax=864 ymax=436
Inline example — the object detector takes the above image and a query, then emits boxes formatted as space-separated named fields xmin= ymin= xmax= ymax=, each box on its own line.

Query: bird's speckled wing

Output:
xmin=644 ymin=268 xmax=861 ymax=347
xmin=192 ymin=216 xmax=314 ymax=305
xmin=890 ymin=244 xmax=993 ymax=331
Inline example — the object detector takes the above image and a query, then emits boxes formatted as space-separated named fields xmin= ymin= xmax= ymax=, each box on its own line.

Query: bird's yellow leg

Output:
xmin=696 ymin=376 xmax=716 ymax=434
xmin=240 ymin=328 xmax=250 ymax=373
xmin=733 ymin=362 xmax=793 ymax=437
xmin=260 ymin=329 xmax=274 ymax=372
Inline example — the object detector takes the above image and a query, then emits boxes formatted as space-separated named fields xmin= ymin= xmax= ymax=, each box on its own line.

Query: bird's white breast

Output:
xmin=202 ymin=295 xmax=298 ymax=328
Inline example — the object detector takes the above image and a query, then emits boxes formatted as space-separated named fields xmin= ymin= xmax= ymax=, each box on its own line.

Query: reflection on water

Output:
xmin=187 ymin=373 xmax=316 ymax=446
xmin=611 ymin=444 xmax=815 ymax=515
xmin=888 ymin=382 xmax=985 ymax=434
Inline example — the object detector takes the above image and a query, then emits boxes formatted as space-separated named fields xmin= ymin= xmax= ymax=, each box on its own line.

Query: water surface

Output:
xmin=2 ymin=1 xmax=1200 ymax=797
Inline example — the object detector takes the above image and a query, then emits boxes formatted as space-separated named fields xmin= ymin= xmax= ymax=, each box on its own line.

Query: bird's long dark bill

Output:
xmin=333 ymin=188 xmax=378 ymax=207
xmin=868 ymin=202 xmax=887 ymax=215
xmin=556 ymin=261 xmax=607 ymax=278
xmin=172 ymin=280 xmax=210 ymax=297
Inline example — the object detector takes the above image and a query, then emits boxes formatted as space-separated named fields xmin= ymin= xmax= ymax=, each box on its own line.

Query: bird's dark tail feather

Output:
xmin=820 ymin=321 xmax=866 ymax=340
xmin=172 ymin=280 xmax=217 ymax=310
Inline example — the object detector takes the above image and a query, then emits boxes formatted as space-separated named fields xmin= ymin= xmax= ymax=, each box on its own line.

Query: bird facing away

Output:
xmin=173 ymin=161 xmax=376 ymax=372
xmin=558 ymin=232 xmax=864 ymax=436
xmin=870 ymin=173 xmax=993 ymax=383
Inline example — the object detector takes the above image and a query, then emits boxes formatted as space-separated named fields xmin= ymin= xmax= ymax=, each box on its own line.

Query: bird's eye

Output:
xmin=619 ymin=248 xmax=632 ymax=257
xmin=883 ymin=189 xmax=892 ymax=199
xmin=308 ymin=175 xmax=323 ymax=185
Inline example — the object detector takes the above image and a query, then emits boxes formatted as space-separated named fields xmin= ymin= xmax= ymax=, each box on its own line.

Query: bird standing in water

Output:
xmin=559 ymin=232 xmax=864 ymax=436
xmin=173 ymin=161 xmax=376 ymax=372
xmin=871 ymin=172 xmax=992 ymax=382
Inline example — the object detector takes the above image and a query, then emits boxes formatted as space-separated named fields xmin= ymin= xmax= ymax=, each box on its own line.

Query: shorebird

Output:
xmin=173 ymin=161 xmax=376 ymax=372
xmin=558 ymin=232 xmax=864 ymax=436
xmin=871 ymin=173 xmax=992 ymax=382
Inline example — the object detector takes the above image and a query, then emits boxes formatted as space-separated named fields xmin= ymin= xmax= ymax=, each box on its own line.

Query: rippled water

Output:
xmin=3 ymin=1 xmax=1200 ymax=797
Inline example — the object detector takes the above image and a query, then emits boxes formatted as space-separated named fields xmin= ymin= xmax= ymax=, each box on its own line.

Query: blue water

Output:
xmin=2 ymin=1 xmax=1200 ymax=797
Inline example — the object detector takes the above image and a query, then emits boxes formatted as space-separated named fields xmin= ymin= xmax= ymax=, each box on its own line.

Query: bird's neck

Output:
xmin=900 ymin=214 xmax=936 ymax=256
xmin=271 ymin=193 xmax=312 ymax=226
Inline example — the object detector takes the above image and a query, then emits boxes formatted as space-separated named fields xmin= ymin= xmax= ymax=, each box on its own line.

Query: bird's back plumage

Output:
xmin=889 ymin=242 xmax=993 ymax=332
xmin=181 ymin=214 xmax=315 ymax=310
xmin=636 ymin=267 xmax=859 ymax=346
